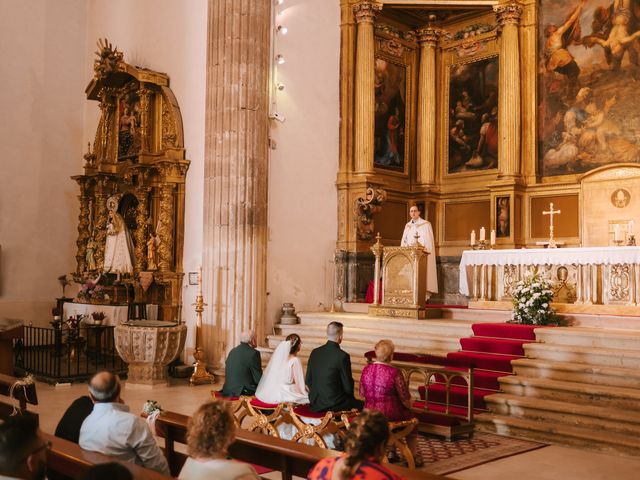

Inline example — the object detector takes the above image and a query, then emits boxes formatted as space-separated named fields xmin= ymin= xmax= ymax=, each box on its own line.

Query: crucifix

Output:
xmin=543 ymin=202 xmax=561 ymax=249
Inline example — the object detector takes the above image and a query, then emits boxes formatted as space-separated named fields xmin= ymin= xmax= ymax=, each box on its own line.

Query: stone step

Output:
xmin=512 ymin=358 xmax=640 ymax=389
xmin=524 ymin=343 xmax=640 ymax=369
xmin=439 ymin=307 xmax=511 ymax=322
xmin=476 ymin=412 xmax=640 ymax=457
xmin=273 ymin=324 xmax=462 ymax=352
xmin=534 ymin=327 xmax=640 ymax=350
xmin=484 ymin=393 xmax=640 ymax=437
xmin=498 ymin=375 xmax=640 ymax=411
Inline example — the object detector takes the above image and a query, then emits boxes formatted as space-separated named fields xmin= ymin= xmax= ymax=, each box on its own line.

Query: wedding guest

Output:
xmin=0 ymin=416 xmax=48 ymax=480
xmin=360 ymin=339 xmax=422 ymax=466
xmin=179 ymin=400 xmax=259 ymax=480
xmin=221 ymin=331 xmax=263 ymax=397
xmin=307 ymin=410 xmax=401 ymax=480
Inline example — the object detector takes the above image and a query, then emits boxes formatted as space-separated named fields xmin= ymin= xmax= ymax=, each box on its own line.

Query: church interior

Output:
xmin=2 ymin=0 xmax=640 ymax=478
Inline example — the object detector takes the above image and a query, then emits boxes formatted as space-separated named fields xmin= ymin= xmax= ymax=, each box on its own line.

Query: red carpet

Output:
xmin=419 ymin=323 xmax=539 ymax=412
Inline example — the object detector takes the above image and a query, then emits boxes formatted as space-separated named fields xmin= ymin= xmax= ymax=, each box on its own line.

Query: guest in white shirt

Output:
xmin=79 ymin=371 xmax=170 ymax=475
xmin=179 ymin=400 xmax=259 ymax=480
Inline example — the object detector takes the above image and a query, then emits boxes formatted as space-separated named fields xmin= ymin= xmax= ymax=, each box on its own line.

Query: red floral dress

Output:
xmin=359 ymin=362 xmax=413 ymax=421
xmin=307 ymin=456 xmax=402 ymax=480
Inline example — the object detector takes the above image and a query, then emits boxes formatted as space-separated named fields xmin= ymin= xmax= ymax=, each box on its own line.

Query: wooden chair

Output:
xmin=385 ymin=418 xmax=419 ymax=470
xmin=243 ymin=396 xmax=289 ymax=437
xmin=288 ymin=405 xmax=358 ymax=449
xmin=211 ymin=390 xmax=248 ymax=426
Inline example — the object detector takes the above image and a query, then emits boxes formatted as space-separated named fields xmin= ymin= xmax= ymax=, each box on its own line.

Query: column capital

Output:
xmin=494 ymin=2 xmax=522 ymax=28
xmin=416 ymin=27 xmax=444 ymax=46
xmin=353 ymin=1 xmax=382 ymax=24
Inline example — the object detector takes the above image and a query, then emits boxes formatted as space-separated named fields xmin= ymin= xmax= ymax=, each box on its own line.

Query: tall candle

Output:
xmin=490 ymin=229 xmax=496 ymax=246
xmin=614 ymin=224 xmax=621 ymax=242
xmin=480 ymin=227 xmax=486 ymax=242
xmin=470 ymin=230 xmax=476 ymax=246
xmin=629 ymin=220 xmax=634 ymax=236
xmin=198 ymin=266 xmax=203 ymax=296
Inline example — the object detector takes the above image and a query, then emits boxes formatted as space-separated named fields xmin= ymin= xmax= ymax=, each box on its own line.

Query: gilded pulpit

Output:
xmin=368 ymin=235 xmax=428 ymax=319
xmin=72 ymin=39 xmax=189 ymax=321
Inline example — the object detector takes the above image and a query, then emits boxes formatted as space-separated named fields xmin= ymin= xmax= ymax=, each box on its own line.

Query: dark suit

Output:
xmin=305 ymin=341 xmax=363 ymax=412
xmin=221 ymin=342 xmax=262 ymax=397
xmin=55 ymin=395 xmax=94 ymax=443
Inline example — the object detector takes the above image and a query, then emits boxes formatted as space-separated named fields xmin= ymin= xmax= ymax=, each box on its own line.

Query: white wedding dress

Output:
xmin=255 ymin=340 xmax=309 ymax=405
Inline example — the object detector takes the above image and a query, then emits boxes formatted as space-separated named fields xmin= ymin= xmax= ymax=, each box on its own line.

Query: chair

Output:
xmin=211 ymin=390 xmax=248 ymax=427
xmin=242 ymin=396 xmax=288 ymax=437
xmin=288 ymin=405 xmax=359 ymax=449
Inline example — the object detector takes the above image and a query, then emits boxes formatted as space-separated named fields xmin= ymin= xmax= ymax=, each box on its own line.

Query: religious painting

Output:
xmin=539 ymin=0 xmax=640 ymax=177
xmin=611 ymin=188 xmax=631 ymax=208
xmin=118 ymin=84 xmax=141 ymax=161
xmin=496 ymin=196 xmax=510 ymax=237
xmin=447 ymin=55 xmax=499 ymax=173
xmin=374 ymin=57 xmax=406 ymax=171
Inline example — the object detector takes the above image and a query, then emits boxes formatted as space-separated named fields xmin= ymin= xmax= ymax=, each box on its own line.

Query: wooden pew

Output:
xmin=0 ymin=372 xmax=38 ymax=423
xmin=155 ymin=410 xmax=448 ymax=480
xmin=43 ymin=432 xmax=173 ymax=480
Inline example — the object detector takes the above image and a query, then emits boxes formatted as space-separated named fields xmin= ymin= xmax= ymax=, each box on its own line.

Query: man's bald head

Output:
xmin=89 ymin=371 xmax=121 ymax=403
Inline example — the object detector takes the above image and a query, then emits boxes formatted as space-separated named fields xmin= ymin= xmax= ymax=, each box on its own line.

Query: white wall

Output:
xmin=0 ymin=0 xmax=87 ymax=325
xmin=265 ymin=0 xmax=341 ymax=329
xmin=84 ymin=0 xmax=208 ymax=352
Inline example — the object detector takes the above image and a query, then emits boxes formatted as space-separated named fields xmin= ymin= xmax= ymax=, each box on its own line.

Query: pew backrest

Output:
xmin=0 ymin=372 xmax=38 ymax=423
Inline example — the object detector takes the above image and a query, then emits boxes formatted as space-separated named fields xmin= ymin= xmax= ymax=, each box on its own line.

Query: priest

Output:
xmin=401 ymin=204 xmax=438 ymax=297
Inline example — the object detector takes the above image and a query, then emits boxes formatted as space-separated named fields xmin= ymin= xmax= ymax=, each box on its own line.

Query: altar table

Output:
xmin=459 ymin=247 xmax=640 ymax=306
xmin=63 ymin=302 xmax=158 ymax=326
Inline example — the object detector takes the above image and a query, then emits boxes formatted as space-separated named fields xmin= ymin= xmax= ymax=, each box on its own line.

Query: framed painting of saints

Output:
xmin=374 ymin=57 xmax=407 ymax=172
xmin=446 ymin=55 xmax=499 ymax=174
xmin=539 ymin=0 xmax=640 ymax=177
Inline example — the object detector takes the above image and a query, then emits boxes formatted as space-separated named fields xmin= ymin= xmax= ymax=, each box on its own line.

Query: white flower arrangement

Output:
xmin=510 ymin=274 xmax=559 ymax=325
xmin=142 ymin=400 xmax=162 ymax=415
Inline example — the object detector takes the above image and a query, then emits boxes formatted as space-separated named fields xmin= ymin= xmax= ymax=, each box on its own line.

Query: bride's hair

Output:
xmin=286 ymin=333 xmax=301 ymax=354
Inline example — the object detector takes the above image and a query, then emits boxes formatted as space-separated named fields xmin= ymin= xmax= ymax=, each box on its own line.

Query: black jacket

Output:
xmin=221 ymin=342 xmax=262 ymax=397
xmin=305 ymin=341 xmax=358 ymax=412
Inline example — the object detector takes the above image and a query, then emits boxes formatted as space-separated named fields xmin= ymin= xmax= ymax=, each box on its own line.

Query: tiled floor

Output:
xmin=32 ymin=379 xmax=640 ymax=480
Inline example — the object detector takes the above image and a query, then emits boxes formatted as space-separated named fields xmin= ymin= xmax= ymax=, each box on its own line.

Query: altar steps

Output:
xmin=477 ymin=326 xmax=640 ymax=456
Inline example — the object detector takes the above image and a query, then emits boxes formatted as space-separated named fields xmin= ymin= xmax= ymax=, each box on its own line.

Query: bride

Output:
xmin=255 ymin=333 xmax=308 ymax=404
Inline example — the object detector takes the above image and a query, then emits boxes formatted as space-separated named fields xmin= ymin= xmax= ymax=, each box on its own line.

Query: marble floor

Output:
xmin=32 ymin=379 xmax=640 ymax=480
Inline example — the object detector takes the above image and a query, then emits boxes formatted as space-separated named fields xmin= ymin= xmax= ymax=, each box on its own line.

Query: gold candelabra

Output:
xmin=190 ymin=267 xmax=215 ymax=386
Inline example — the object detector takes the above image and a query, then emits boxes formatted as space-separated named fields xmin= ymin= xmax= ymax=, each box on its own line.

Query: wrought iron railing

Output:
xmin=14 ymin=324 xmax=127 ymax=383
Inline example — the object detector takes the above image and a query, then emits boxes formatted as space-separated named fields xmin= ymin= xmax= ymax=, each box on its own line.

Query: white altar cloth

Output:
xmin=459 ymin=246 xmax=640 ymax=296
xmin=63 ymin=302 xmax=158 ymax=326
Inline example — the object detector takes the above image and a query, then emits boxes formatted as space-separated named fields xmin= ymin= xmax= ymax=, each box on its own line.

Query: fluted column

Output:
xmin=353 ymin=1 xmax=381 ymax=174
xmin=203 ymin=0 xmax=270 ymax=366
xmin=416 ymin=28 xmax=441 ymax=185
xmin=494 ymin=1 xmax=522 ymax=178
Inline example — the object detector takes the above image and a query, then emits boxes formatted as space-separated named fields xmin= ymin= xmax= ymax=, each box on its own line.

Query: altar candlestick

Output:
xmin=480 ymin=227 xmax=486 ymax=242
xmin=490 ymin=229 xmax=496 ymax=246
xmin=198 ymin=266 xmax=203 ymax=296
xmin=614 ymin=224 xmax=621 ymax=242
xmin=470 ymin=230 xmax=476 ymax=246
xmin=629 ymin=220 xmax=634 ymax=236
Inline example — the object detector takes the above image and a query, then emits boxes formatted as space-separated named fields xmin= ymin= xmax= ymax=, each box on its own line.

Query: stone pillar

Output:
xmin=203 ymin=0 xmax=270 ymax=366
xmin=416 ymin=27 xmax=441 ymax=185
xmin=494 ymin=1 xmax=522 ymax=179
xmin=353 ymin=1 xmax=381 ymax=174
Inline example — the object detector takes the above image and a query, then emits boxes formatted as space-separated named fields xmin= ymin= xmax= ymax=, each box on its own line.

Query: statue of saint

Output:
xmin=147 ymin=233 xmax=158 ymax=271
xmin=401 ymin=204 xmax=438 ymax=297
xmin=103 ymin=209 xmax=134 ymax=275
xmin=85 ymin=236 xmax=97 ymax=271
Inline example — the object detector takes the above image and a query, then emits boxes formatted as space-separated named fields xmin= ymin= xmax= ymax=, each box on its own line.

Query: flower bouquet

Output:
xmin=77 ymin=282 xmax=111 ymax=305
xmin=91 ymin=312 xmax=106 ymax=325
xmin=510 ymin=274 xmax=562 ymax=326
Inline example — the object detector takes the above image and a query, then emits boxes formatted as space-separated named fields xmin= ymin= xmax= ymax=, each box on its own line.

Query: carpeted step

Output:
xmin=460 ymin=337 xmax=528 ymax=356
xmin=418 ymin=384 xmax=494 ymax=410
xmin=471 ymin=323 xmax=538 ymax=341
xmin=447 ymin=351 xmax=521 ymax=373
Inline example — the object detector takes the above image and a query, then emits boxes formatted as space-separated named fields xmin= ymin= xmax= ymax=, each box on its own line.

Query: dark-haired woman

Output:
xmin=307 ymin=410 xmax=402 ymax=480
xmin=255 ymin=333 xmax=309 ymax=404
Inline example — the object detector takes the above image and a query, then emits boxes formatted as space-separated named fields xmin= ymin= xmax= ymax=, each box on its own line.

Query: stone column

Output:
xmin=353 ymin=1 xmax=381 ymax=174
xmin=203 ymin=0 xmax=270 ymax=366
xmin=494 ymin=1 xmax=522 ymax=179
xmin=416 ymin=27 xmax=441 ymax=185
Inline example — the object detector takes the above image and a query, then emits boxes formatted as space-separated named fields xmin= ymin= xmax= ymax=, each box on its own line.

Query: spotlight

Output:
xmin=269 ymin=112 xmax=286 ymax=123
xmin=276 ymin=0 xmax=284 ymax=5
xmin=276 ymin=54 xmax=285 ymax=65
xmin=277 ymin=82 xmax=285 ymax=91
xmin=277 ymin=25 xmax=288 ymax=35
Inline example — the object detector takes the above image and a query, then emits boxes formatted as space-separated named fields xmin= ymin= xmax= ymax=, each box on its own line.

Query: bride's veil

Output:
xmin=255 ymin=340 xmax=292 ymax=403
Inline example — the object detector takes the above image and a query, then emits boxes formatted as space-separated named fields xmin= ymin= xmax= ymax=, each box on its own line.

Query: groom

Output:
xmin=306 ymin=321 xmax=364 ymax=412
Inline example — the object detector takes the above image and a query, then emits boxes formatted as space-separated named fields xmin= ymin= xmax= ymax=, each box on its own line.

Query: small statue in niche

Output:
xmin=103 ymin=196 xmax=134 ymax=277
xmin=147 ymin=232 xmax=158 ymax=271
xmin=86 ymin=234 xmax=97 ymax=271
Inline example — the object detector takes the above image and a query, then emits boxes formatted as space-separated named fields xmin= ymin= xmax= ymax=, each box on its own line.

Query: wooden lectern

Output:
xmin=0 ymin=323 xmax=23 ymax=375
xmin=368 ymin=235 xmax=428 ymax=319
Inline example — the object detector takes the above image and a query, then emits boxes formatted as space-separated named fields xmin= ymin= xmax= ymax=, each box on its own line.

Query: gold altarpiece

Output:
xmin=336 ymin=0 xmax=614 ymax=305
xmin=72 ymin=40 xmax=189 ymax=321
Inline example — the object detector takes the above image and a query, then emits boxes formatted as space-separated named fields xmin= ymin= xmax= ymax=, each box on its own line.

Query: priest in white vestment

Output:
xmin=103 ymin=210 xmax=134 ymax=274
xmin=401 ymin=205 xmax=438 ymax=296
